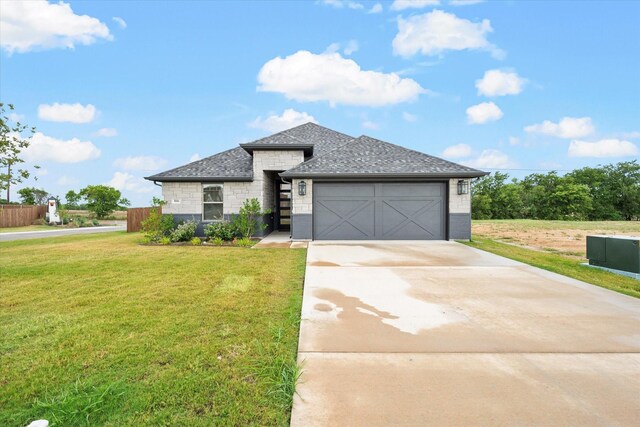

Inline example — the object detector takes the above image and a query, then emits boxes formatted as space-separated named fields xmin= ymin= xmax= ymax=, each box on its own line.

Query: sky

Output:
xmin=1 ymin=0 xmax=639 ymax=206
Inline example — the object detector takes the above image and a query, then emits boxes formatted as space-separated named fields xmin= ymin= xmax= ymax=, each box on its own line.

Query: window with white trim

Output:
xmin=203 ymin=184 xmax=223 ymax=221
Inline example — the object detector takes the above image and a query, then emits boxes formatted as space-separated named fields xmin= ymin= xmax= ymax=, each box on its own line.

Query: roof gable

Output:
xmin=280 ymin=135 xmax=487 ymax=178
xmin=241 ymin=122 xmax=354 ymax=157
xmin=146 ymin=147 xmax=252 ymax=182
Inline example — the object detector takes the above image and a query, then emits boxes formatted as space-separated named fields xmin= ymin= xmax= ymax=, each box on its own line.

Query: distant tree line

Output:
xmin=472 ymin=161 xmax=640 ymax=221
xmin=14 ymin=185 xmax=130 ymax=219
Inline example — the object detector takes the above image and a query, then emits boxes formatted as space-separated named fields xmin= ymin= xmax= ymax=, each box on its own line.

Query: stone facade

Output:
xmin=291 ymin=178 xmax=313 ymax=214
xmin=161 ymin=182 xmax=203 ymax=215
xmin=253 ymin=150 xmax=304 ymax=211
xmin=162 ymin=150 xmax=305 ymax=220
xmin=448 ymin=178 xmax=471 ymax=214
xmin=162 ymin=167 xmax=474 ymax=240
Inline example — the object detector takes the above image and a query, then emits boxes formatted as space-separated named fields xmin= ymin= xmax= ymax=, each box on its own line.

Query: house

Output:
xmin=145 ymin=123 xmax=487 ymax=240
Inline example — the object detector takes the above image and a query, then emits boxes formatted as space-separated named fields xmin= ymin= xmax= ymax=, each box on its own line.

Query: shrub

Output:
xmin=141 ymin=208 xmax=175 ymax=242
xmin=170 ymin=220 xmax=197 ymax=242
xmin=190 ymin=237 xmax=202 ymax=246
xmin=212 ymin=237 xmax=224 ymax=246
xmin=75 ymin=216 xmax=87 ymax=227
xmin=92 ymin=219 xmax=100 ymax=226
xmin=235 ymin=237 xmax=254 ymax=247
xmin=139 ymin=236 xmax=151 ymax=245
xmin=204 ymin=221 xmax=237 ymax=241
xmin=160 ymin=236 xmax=171 ymax=245
xmin=231 ymin=198 xmax=270 ymax=239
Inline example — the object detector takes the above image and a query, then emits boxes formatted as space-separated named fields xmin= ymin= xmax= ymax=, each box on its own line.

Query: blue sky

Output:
xmin=1 ymin=0 xmax=639 ymax=206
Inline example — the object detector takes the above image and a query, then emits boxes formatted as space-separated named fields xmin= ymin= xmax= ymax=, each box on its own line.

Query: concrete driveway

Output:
xmin=291 ymin=241 xmax=640 ymax=426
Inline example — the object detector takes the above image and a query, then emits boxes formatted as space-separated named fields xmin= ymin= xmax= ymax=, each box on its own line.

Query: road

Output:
xmin=0 ymin=225 xmax=126 ymax=242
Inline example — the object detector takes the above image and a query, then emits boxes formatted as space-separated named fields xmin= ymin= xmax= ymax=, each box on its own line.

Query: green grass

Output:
xmin=0 ymin=225 xmax=54 ymax=233
xmin=473 ymin=219 xmax=640 ymax=232
xmin=463 ymin=236 xmax=639 ymax=299
xmin=0 ymin=232 xmax=307 ymax=426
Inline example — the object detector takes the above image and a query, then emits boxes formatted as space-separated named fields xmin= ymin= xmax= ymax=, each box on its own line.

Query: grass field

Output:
xmin=472 ymin=219 xmax=640 ymax=258
xmin=466 ymin=220 xmax=640 ymax=299
xmin=0 ymin=232 xmax=306 ymax=426
xmin=0 ymin=225 xmax=53 ymax=233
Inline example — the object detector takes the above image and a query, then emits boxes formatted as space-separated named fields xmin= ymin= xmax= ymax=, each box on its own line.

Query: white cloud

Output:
xmin=344 ymin=39 xmax=359 ymax=55
xmin=508 ymin=136 xmax=519 ymax=146
xmin=524 ymin=117 xmax=594 ymax=139
xmin=450 ymin=0 xmax=484 ymax=5
xmin=362 ymin=120 xmax=379 ymax=130
xmin=38 ymin=103 xmax=96 ymax=123
xmin=113 ymin=156 xmax=167 ymax=171
xmin=37 ymin=168 xmax=48 ymax=176
xmin=568 ymin=139 xmax=638 ymax=158
xmin=23 ymin=132 xmax=101 ymax=163
xmin=442 ymin=143 xmax=472 ymax=158
xmin=108 ymin=172 xmax=154 ymax=194
xmin=8 ymin=112 xmax=25 ymax=122
xmin=0 ymin=0 xmax=112 ymax=54
xmin=466 ymin=102 xmax=503 ymax=124
xmin=57 ymin=175 xmax=79 ymax=186
xmin=320 ymin=0 xmax=364 ymax=9
xmin=112 ymin=17 xmax=127 ymax=29
xmin=464 ymin=149 xmax=514 ymax=168
xmin=620 ymin=131 xmax=640 ymax=139
xmin=402 ymin=112 xmax=418 ymax=122
xmin=258 ymin=50 xmax=425 ymax=107
xmin=476 ymin=69 xmax=526 ymax=97
xmin=368 ymin=3 xmax=383 ymax=13
xmin=393 ymin=10 xmax=504 ymax=59
xmin=391 ymin=0 xmax=440 ymax=11
xmin=189 ymin=153 xmax=202 ymax=162
xmin=93 ymin=127 xmax=118 ymax=137
xmin=250 ymin=109 xmax=317 ymax=133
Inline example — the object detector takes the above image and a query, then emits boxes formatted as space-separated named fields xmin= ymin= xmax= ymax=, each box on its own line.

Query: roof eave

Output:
xmin=144 ymin=176 xmax=253 ymax=183
xmin=240 ymin=143 xmax=314 ymax=156
xmin=279 ymin=171 xmax=489 ymax=179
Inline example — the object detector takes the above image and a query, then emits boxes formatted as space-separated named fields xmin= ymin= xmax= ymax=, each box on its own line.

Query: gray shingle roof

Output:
xmin=280 ymin=135 xmax=487 ymax=178
xmin=146 ymin=124 xmax=487 ymax=182
xmin=146 ymin=123 xmax=354 ymax=182
xmin=145 ymin=147 xmax=253 ymax=182
xmin=240 ymin=122 xmax=354 ymax=157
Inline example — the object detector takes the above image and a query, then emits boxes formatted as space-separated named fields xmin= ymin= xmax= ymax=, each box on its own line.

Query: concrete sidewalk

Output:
xmin=0 ymin=225 xmax=126 ymax=242
xmin=291 ymin=241 xmax=640 ymax=426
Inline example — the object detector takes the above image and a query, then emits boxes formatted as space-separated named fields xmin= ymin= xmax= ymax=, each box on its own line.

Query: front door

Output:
xmin=277 ymin=180 xmax=291 ymax=231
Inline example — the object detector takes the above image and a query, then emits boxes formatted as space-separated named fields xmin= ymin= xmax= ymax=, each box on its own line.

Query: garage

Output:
xmin=313 ymin=182 xmax=446 ymax=240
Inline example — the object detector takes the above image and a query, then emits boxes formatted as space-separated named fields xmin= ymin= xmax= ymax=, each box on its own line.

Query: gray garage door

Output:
xmin=313 ymin=182 xmax=446 ymax=240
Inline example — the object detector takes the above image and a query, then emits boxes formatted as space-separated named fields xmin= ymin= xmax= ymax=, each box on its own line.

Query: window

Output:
xmin=203 ymin=184 xmax=223 ymax=221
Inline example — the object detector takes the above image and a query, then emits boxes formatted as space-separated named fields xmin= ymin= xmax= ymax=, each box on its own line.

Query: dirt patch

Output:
xmin=472 ymin=222 xmax=640 ymax=259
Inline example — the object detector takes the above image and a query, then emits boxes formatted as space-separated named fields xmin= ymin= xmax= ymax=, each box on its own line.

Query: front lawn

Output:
xmin=463 ymin=236 xmax=639 ymax=299
xmin=0 ymin=232 xmax=306 ymax=426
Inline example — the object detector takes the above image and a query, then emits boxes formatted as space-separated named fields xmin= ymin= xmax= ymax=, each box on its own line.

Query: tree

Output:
xmin=0 ymin=103 xmax=38 ymax=202
xmin=17 ymin=187 xmax=50 ymax=205
xmin=79 ymin=185 xmax=129 ymax=219
xmin=65 ymin=190 xmax=82 ymax=209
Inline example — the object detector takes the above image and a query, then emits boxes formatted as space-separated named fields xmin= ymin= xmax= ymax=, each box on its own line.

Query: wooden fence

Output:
xmin=127 ymin=206 xmax=161 ymax=233
xmin=0 ymin=204 xmax=47 ymax=228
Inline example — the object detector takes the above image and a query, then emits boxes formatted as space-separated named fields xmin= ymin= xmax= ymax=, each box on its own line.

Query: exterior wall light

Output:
xmin=298 ymin=180 xmax=307 ymax=196
xmin=457 ymin=179 xmax=469 ymax=195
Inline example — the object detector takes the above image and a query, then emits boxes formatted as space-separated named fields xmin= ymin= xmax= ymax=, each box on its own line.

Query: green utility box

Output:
xmin=586 ymin=235 xmax=640 ymax=274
